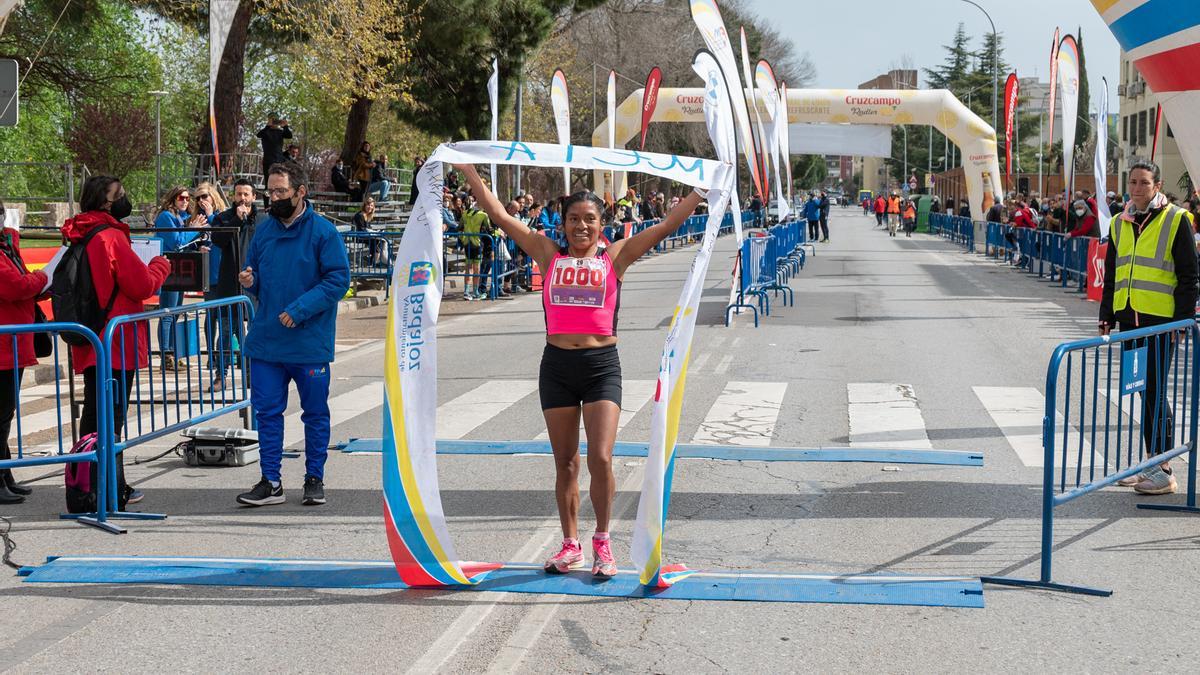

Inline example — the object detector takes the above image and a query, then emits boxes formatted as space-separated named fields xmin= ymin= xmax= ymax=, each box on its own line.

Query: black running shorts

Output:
xmin=538 ymin=344 xmax=622 ymax=410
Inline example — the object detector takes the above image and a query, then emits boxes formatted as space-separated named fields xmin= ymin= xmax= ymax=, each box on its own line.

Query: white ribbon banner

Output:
xmin=385 ymin=140 xmax=728 ymax=587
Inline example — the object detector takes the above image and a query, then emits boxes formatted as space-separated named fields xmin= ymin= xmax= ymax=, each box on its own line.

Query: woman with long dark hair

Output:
xmin=64 ymin=176 xmax=171 ymax=505
xmin=455 ymin=162 xmax=704 ymax=578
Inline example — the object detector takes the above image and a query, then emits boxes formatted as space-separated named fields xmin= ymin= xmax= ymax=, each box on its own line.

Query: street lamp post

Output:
xmin=149 ymin=90 xmax=167 ymax=201
xmin=960 ymin=0 xmax=998 ymax=138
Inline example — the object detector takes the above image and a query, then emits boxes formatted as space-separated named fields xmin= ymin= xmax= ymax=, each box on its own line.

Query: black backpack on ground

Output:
xmin=51 ymin=225 xmax=120 ymax=346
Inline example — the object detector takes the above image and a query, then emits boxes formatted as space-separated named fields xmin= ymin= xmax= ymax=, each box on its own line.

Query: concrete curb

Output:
xmin=337 ymin=290 xmax=387 ymax=315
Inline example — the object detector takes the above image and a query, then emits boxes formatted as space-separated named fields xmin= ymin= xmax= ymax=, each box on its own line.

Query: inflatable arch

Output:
xmin=593 ymin=88 xmax=1003 ymax=220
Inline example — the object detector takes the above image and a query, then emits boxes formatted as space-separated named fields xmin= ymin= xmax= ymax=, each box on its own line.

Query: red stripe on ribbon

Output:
xmin=1134 ymin=42 xmax=1200 ymax=92
xmin=384 ymin=501 xmax=446 ymax=587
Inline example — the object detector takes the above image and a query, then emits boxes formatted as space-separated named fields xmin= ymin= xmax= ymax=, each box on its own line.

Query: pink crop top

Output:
xmin=543 ymin=247 xmax=621 ymax=336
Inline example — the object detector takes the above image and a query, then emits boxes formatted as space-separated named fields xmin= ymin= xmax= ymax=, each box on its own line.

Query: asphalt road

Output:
xmin=2 ymin=207 xmax=1198 ymax=673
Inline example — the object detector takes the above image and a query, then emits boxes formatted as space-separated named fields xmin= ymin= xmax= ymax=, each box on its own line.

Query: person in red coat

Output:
xmin=0 ymin=203 xmax=48 ymax=503
xmin=1064 ymin=199 xmax=1099 ymax=239
xmin=61 ymin=176 xmax=171 ymax=505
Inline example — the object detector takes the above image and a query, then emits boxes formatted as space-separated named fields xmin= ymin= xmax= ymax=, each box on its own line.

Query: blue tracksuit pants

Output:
xmin=251 ymin=360 xmax=331 ymax=482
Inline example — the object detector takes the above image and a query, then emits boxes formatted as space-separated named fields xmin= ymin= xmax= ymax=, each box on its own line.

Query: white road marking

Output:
xmin=690 ymin=352 xmax=711 ymax=372
xmin=973 ymin=386 xmax=1102 ymax=468
xmin=847 ymin=383 xmax=932 ymax=449
xmin=691 ymin=381 xmax=787 ymax=447
xmin=714 ymin=353 xmax=734 ymax=374
xmin=436 ymin=380 xmax=539 ymax=440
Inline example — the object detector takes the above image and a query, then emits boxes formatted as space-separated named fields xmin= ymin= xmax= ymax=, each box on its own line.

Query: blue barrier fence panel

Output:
xmin=984 ymin=319 xmax=1200 ymax=595
xmin=1 ymin=322 xmax=116 ymax=532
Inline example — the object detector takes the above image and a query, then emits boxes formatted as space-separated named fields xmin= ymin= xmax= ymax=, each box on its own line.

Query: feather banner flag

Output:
xmin=633 ymin=48 xmax=736 ymax=588
xmin=606 ymin=69 xmax=618 ymax=198
xmin=1091 ymin=0 xmax=1200 ymax=183
xmin=1056 ymin=34 xmax=1080 ymax=198
xmin=386 ymin=141 xmax=724 ymax=586
xmin=487 ymin=57 xmax=499 ymax=196
xmin=209 ymin=0 xmax=239 ymax=175
xmin=779 ymin=81 xmax=793 ymax=205
xmin=551 ymin=68 xmax=571 ymax=194
xmin=740 ymin=28 xmax=769 ymax=202
xmin=755 ymin=60 xmax=789 ymax=220
xmin=1047 ymin=27 xmax=1061 ymax=149
xmin=690 ymin=0 xmax=762 ymax=209
xmin=639 ymin=66 xmax=663 ymax=151
xmin=1094 ymin=76 xmax=1112 ymax=231
xmin=1004 ymin=73 xmax=1019 ymax=186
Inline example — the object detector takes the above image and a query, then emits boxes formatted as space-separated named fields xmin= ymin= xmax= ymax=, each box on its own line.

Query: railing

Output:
xmin=342 ymin=231 xmax=401 ymax=298
xmin=96 ymin=297 xmax=256 ymax=524
xmin=929 ymin=213 xmax=976 ymax=249
xmin=725 ymin=218 xmax=802 ymax=327
xmin=985 ymin=320 xmax=1200 ymax=595
xmin=1 ymin=322 xmax=114 ymax=531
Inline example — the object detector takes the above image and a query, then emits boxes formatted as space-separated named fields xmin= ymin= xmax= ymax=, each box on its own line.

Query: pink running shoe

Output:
xmin=592 ymin=535 xmax=617 ymax=579
xmin=544 ymin=538 xmax=584 ymax=574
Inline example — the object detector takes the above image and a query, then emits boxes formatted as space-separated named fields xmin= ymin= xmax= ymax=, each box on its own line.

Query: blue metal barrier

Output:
xmin=929 ymin=213 xmax=975 ymax=249
xmin=342 ymin=231 xmax=401 ymax=298
xmin=985 ymin=320 xmax=1200 ymax=595
xmin=96 ymin=296 xmax=256 ymax=526
xmin=1 ymin=322 xmax=115 ymax=532
xmin=443 ymin=232 xmax=501 ymax=300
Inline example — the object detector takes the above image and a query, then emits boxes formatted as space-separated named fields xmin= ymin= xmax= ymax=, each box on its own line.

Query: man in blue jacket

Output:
xmin=235 ymin=161 xmax=350 ymax=507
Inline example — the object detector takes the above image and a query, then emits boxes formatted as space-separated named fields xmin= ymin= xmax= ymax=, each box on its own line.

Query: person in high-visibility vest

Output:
xmin=1100 ymin=160 xmax=1199 ymax=495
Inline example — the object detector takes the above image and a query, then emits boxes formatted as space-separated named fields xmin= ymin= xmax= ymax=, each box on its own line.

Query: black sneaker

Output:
xmin=302 ymin=475 xmax=326 ymax=506
xmin=237 ymin=478 xmax=284 ymax=506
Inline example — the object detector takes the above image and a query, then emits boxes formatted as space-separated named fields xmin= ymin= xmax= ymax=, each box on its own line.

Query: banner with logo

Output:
xmin=1048 ymin=27 xmax=1060 ymax=148
xmin=779 ymin=81 xmax=792 ymax=205
xmin=606 ymin=69 xmax=618 ymax=198
xmin=640 ymin=66 xmax=662 ymax=151
xmin=551 ymin=68 xmax=571 ymax=194
xmin=209 ymin=0 xmax=240 ymax=173
xmin=755 ymin=60 xmax=789 ymax=221
xmin=690 ymin=0 xmax=762 ymax=201
xmin=487 ymin=57 xmax=499 ymax=195
xmin=633 ymin=49 xmax=736 ymax=588
xmin=386 ymin=140 xmax=724 ymax=586
xmin=1004 ymin=73 xmax=1018 ymax=186
xmin=740 ymin=28 xmax=768 ymax=201
xmin=1086 ymin=239 xmax=1106 ymax=302
xmin=1094 ymin=77 xmax=1112 ymax=230
xmin=1057 ymin=35 xmax=1080 ymax=199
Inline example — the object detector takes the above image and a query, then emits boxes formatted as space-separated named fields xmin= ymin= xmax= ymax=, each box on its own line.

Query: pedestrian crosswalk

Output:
xmin=11 ymin=371 xmax=1179 ymax=473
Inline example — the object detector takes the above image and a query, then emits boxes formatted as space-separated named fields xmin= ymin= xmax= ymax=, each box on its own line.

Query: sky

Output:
xmin=743 ymin=0 xmax=1121 ymax=111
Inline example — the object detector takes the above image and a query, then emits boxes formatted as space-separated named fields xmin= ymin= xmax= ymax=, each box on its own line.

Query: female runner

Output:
xmin=455 ymin=164 xmax=705 ymax=578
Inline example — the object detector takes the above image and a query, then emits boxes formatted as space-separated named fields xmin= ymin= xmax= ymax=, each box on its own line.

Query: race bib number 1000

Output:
xmin=549 ymin=256 xmax=607 ymax=307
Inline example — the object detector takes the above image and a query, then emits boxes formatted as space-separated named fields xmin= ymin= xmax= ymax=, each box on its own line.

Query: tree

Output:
xmin=65 ymin=102 xmax=156 ymax=178
xmin=924 ymin=23 xmax=971 ymax=90
xmin=1073 ymin=27 xmax=1090 ymax=156
xmin=794 ymin=155 xmax=826 ymax=189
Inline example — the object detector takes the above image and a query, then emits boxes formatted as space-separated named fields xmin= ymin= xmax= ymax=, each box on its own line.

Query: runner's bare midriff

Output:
xmin=547 ymin=334 xmax=618 ymax=349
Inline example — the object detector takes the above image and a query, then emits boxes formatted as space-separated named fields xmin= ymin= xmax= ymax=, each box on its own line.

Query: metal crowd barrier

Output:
xmin=96 ymin=296 xmax=256 ymax=526
xmin=442 ymin=232 xmax=502 ymax=299
xmin=929 ymin=213 xmax=975 ymax=249
xmin=985 ymin=320 xmax=1200 ymax=595
xmin=1 ymin=322 xmax=115 ymax=531
xmin=986 ymin=224 xmax=1094 ymax=292
xmin=725 ymin=219 xmax=801 ymax=327
xmin=342 ymin=231 xmax=402 ymax=298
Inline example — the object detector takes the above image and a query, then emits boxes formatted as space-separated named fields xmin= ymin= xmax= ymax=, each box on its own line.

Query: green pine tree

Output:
xmin=1074 ymin=27 xmax=1091 ymax=156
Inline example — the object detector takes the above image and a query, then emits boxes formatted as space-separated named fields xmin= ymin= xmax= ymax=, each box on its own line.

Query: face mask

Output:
xmin=110 ymin=195 xmax=132 ymax=221
xmin=269 ymin=196 xmax=297 ymax=219
xmin=1075 ymin=209 xmax=1086 ymax=216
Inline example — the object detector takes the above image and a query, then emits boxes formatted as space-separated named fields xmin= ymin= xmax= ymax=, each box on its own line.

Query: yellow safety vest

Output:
xmin=1110 ymin=205 xmax=1186 ymax=317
